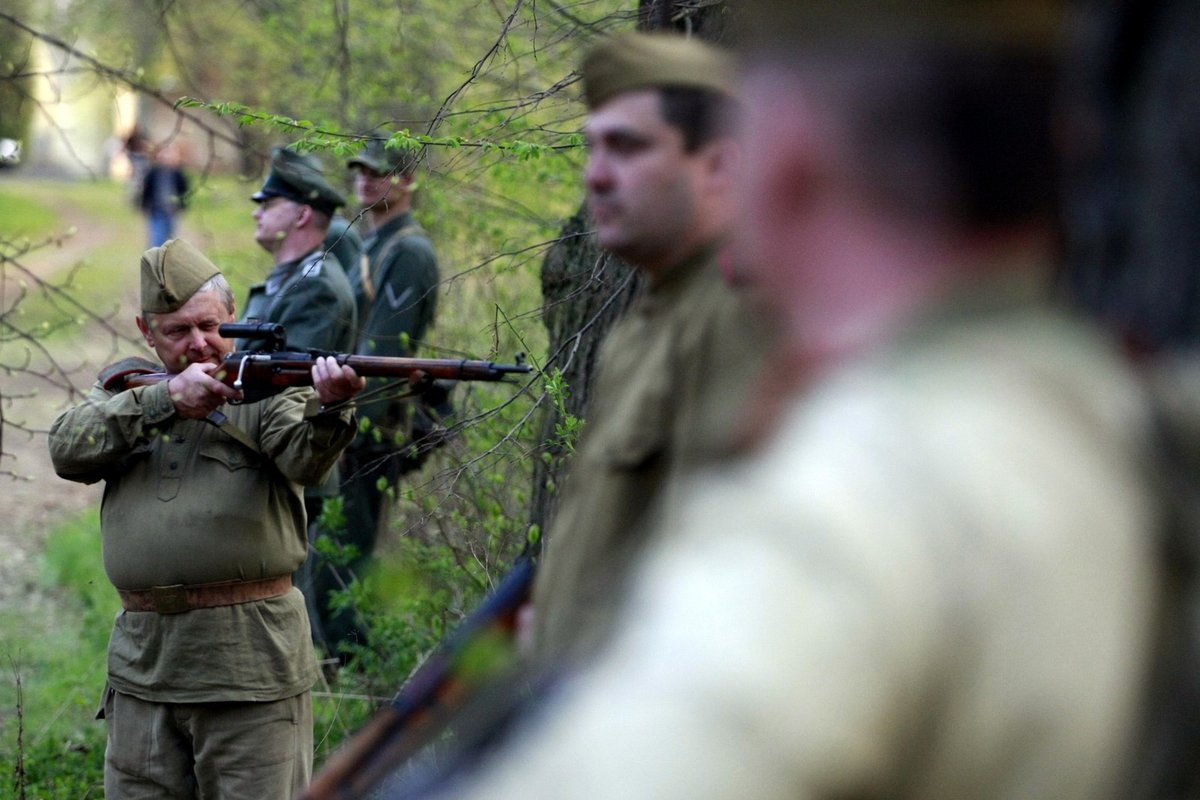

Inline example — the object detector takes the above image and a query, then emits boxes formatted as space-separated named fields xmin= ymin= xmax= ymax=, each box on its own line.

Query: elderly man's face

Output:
xmin=583 ymin=90 xmax=708 ymax=275
xmin=136 ymin=290 xmax=236 ymax=374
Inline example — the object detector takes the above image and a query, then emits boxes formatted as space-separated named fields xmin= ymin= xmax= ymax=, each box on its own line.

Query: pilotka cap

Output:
xmin=251 ymin=146 xmax=346 ymax=215
xmin=580 ymin=31 xmax=736 ymax=110
xmin=140 ymin=238 xmax=221 ymax=313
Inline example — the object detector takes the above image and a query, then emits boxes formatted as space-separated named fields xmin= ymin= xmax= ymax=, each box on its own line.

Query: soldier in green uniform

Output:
xmin=316 ymin=139 xmax=442 ymax=657
xmin=48 ymin=239 xmax=364 ymax=799
xmin=417 ymin=5 xmax=1164 ymax=799
xmin=245 ymin=146 xmax=360 ymax=658
xmin=528 ymin=32 xmax=770 ymax=667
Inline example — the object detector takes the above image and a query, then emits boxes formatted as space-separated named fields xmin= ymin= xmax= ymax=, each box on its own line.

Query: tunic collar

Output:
xmin=638 ymin=240 xmax=724 ymax=316
xmin=264 ymin=249 xmax=325 ymax=295
xmin=363 ymin=211 xmax=416 ymax=249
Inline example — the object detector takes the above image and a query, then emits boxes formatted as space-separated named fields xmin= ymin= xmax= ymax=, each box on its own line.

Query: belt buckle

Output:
xmin=149 ymin=584 xmax=189 ymax=614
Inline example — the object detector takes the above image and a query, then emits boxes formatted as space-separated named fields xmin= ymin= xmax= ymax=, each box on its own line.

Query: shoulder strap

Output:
xmin=205 ymin=410 xmax=262 ymax=455
xmin=359 ymin=222 xmax=424 ymax=306
xmin=99 ymin=356 xmax=162 ymax=391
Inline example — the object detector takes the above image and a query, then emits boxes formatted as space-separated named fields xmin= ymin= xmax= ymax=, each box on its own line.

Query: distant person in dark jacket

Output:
xmin=140 ymin=142 xmax=189 ymax=247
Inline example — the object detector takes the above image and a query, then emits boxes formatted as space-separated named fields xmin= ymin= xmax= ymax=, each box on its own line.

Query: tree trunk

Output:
xmin=528 ymin=0 xmax=732 ymax=540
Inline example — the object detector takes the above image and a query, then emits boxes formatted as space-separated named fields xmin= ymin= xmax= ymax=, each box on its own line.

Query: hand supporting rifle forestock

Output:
xmin=125 ymin=323 xmax=532 ymax=403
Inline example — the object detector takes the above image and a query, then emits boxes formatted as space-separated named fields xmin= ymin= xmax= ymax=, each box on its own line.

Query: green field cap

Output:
xmin=581 ymin=31 xmax=736 ymax=109
xmin=347 ymin=138 xmax=418 ymax=175
xmin=141 ymin=238 xmax=221 ymax=313
xmin=252 ymin=146 xmax=346 ymax=215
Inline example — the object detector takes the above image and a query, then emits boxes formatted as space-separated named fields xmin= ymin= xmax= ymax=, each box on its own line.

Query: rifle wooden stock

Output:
xmin=126 ymin=351 xmax=531 ymax=403
xmin=300 ymin=556 xmax=536 ymax=800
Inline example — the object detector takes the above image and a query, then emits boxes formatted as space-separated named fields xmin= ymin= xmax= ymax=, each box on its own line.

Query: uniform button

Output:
xmin=169 ymin=462 xmax=178 ymax=470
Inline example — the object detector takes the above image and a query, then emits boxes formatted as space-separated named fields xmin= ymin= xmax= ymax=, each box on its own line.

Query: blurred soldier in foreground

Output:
xmin=245 ymin=146 xmax=359 ymax=660
xmin=419 ymin=3 xmax=1163 ymax=798
xmin=529 ymin=31 xmax=770 ymax=668
xmin=48 ymin=239 xmax=363 ymax=798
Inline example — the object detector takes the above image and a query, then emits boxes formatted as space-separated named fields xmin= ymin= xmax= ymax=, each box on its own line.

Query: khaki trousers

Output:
xmin=103 ymin=687 xmax=313 ymax=799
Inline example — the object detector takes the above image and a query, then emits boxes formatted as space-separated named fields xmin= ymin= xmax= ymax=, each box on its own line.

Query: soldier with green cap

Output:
xmin=244 ymin=145 xmax=358 ymax=354
xmin=272 ymin=146 xmax=364 ymax=285
xmin=419 ymin=5 xmax=1163 ymax=799
xmin=525 ymin=30 xmax=770 ymax=669
xmin=311 ymin=137 xmax=442 ymax=659
xmin=48 ymin=238 xmax=365 ymax=799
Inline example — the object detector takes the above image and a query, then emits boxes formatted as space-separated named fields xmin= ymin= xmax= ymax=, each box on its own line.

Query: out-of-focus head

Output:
xmin=347 ymin=138 xmax=419 ymax=177
xmin=348 ymin=138 xmax=419 ymax=214
xmin=734 ymin=0 xmax=1068 ymax=354
xmin=736 ymin=0 xmax=1067 ymax=225
xmin=137 ymin=239 xmax=235 ymax=372
xmin=153 ymin=141 xmax=183 ymax=167
xmin=579 ymin=32 xmax=742 ymax=275
xmin=252 ymin=146 xmax=341 ymax=253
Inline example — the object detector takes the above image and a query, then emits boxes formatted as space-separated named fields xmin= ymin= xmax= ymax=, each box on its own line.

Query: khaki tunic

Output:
xmin=533 ymin=243 xmax=769 ymax=665
xmin=49 ymin=379 xmax=357 ymax=703
xmin=440 ymin=281 xmax=1161 ymax=800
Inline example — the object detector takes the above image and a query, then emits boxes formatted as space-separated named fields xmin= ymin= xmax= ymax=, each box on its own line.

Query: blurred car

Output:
xmin=0 ymin=138 xmax=22 ymax=167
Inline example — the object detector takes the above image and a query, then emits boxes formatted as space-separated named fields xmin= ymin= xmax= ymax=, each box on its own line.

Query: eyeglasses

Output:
xmin=257 ymin=196 xmax=294 ymax=211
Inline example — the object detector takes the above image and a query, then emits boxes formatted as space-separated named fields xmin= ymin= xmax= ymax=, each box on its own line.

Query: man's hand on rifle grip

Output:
xmin=167 ymin=362 xmax=242 ymax=419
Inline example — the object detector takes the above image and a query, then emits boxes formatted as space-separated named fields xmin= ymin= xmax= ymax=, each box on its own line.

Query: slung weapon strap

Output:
xmin=359 ymin=222 xmax=424 ymax=306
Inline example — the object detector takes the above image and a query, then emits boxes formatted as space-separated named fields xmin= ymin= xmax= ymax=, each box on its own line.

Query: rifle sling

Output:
xmin=359 ymin=222 xmax=423 ymax=306
xmin=205 ymin=410 xmax=262 ymax=455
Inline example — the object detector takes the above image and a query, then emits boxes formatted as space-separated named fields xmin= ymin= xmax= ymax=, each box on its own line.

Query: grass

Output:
xmin=0 ymin=511 xmax=109 ymax=798
xmin=0 ymin=186 xmax=58 ymax=240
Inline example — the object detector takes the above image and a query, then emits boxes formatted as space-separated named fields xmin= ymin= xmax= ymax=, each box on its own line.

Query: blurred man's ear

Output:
xmin=756 ymin=124 xmax=825 ymax=227
xmin=703 ymin=137 xmax=741 ymax=191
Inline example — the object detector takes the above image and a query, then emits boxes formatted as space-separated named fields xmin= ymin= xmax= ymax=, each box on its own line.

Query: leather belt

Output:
xmin=118 ymin=575 xmax=292 ymax=614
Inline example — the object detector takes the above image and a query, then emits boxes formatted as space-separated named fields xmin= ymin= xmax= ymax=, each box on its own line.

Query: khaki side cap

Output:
xmin=581 ymin=31 xmax=736 ymax=109
xmin=140 ymin=238 xmax=220 ymax=313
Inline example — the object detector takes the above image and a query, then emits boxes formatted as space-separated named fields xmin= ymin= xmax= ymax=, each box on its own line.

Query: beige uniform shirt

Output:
xmin=49 ymin=379 xmax=357 ymax=703
xmin=442 ymin=285 xmax=1160 ymax=800
xmin=533 ymin=244 xmax=769 ymax=665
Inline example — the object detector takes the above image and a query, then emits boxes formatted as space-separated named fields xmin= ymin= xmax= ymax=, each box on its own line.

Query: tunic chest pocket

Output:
xmin=600 ymin=378 xmax=671 ymax=471
xmin=199 ymin=439 xmax=264 ymax=472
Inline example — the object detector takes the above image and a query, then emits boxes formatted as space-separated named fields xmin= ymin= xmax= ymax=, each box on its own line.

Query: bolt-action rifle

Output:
xmin=124 ymin=322 xmax=532 ymax=402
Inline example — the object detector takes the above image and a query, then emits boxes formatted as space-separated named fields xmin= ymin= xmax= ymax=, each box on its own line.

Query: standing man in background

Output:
xmin=139 ymin=141 xmax=189 ymax=247
xmin=317 ymin=139 xmax=442 ymax=659
xmin=48 ymin=238 xmax=364 ymax=799
xmin=244 ymin=145 xmax=359 ymax=659
xmin=527 ymin=31 xmax=770 ymax=668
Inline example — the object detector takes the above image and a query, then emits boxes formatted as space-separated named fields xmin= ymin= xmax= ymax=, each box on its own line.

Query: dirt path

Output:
xmin=0 ymin=178 xmax=144 ymax=610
